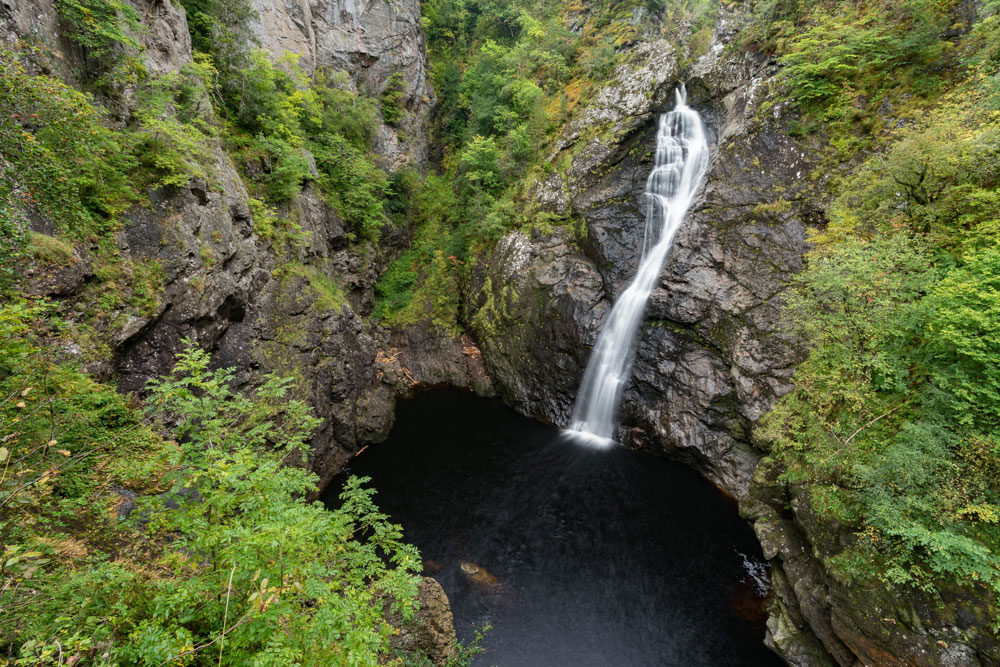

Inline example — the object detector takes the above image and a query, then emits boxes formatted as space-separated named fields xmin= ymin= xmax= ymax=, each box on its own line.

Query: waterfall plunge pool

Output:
xmin=323 ymin=389 xmax=782 ymax=666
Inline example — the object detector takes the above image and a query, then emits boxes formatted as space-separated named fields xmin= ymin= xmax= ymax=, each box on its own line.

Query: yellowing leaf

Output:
xmin=0 ymin=447 xmax=8 ymax=463
xmin=15 ymin=401 xmax=25 ymax=409
xmin=55 ymin=449 xmax=71 ymax=457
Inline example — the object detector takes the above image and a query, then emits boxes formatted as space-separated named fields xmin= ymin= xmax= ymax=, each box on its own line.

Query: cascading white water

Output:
xmin=566 ymin=85 xmax=709 ymax=447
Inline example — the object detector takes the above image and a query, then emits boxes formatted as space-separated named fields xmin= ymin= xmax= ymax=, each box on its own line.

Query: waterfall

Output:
xmin=566 ymin=85 xmax=709 ymax=447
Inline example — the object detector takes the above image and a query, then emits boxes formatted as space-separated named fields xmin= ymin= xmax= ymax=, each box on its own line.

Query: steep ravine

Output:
xmin=5 ymin=0 xmax=994 ymax=664
xmin=3 ymin=0 xmax=493 ymax=494
xmin=460 ymin=6 xmax=996 ymax=666
xmin=462 ymin=18 xmax=815 ymax=499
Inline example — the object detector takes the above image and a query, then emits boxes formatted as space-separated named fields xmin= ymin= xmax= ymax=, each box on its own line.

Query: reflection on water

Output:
xmin=325 ymin=389 xmax=782 ymax=667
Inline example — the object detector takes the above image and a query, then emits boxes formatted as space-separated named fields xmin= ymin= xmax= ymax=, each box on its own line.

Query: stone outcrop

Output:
xmin=743 ymin=462 xmax=1000 ymax=666
xmin=388 ymin=577 xmax=458 ymax=666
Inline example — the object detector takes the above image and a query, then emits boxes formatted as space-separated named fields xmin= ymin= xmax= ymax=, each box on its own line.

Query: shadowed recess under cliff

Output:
xmin=325 ymin=389 xmax=782 ymax=666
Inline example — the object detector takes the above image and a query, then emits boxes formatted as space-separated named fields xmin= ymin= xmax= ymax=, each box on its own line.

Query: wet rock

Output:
xmin=466 ymin=4 xmax=812 ymax=497
xmin=462 ymin=231 xmax=607 ymax=426
xmin=385 ymin=326 xmax=495 ymax=396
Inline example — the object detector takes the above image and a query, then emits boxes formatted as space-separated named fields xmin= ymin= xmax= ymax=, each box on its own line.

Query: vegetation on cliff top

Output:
xmin=0 ymin=0 xmax=470 ymax=664
xmin=0 ymin=305 xmax=432 ymax=664
xmin=749 ymin=0 xmax=1000 ymax=618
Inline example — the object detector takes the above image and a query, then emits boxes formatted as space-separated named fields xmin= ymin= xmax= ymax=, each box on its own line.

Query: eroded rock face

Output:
xmin=5 ymin=0 xmax=446 ymax=488
xmin=249 ymin=0 xmax=434 ymax=169
xmin=465 ymin=8 xmax=815 ymax=497
xmin=743 ymin=463 xmax=1000 ymax=667
xmin=462 ymin=231 xmax=607 ymax=426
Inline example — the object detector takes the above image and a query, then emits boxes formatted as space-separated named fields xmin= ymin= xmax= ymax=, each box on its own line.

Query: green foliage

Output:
xmin=381 ymin=71 xmax=407 ymax=126
xmin=0 ymin=175 xmax=28 ymax=290
xmin=458 ymin=134 xmax=504 ymax=195
xmin=177 ymin=0 xmax=259 ymax=80
xmin=830 ymin=94 xmax=1000 ymax=253
xmin=196 ymin=46 xmax=390 ymax=238
xmin=132 ymin=58 xmax=218 ymax=187
xmin=316 ymin=69 xmax=380 ymax=151
xmin=419 ymin=0 xmax=616 ymax=247
xmin=375 ymin=175 xmax=463 ymax=334
xmin=761 ymin=75 xmax=1000 ymax=607
xmin=2 ymin=330 xmax=427 ymax=665
xmin=784 ymin=1 xmax=949 ymax=105
xmin=54 ymin=0 xmax=146 ymax=90
xmin=925 ymin=248 xmax=1000 ymax=433
xmin=0 ymin=48 xmax=139 ymax=243
xmin=313 ymin=133 xmax=390 ymax=241
xmin=746 ymin=0 xmax=962 ymax=150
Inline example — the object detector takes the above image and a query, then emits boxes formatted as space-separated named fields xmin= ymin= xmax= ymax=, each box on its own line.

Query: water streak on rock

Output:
xmin=567 ymin=85 xmax=709 ymax=444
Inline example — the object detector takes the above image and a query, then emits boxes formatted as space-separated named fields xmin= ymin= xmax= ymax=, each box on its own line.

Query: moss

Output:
xmin=27 ymin=232 xmax=75 ymax=266
xmin=278 ymin=261 xmax=345 ymax=313
xmin=198 ymin=243 xmax=215 ymax=266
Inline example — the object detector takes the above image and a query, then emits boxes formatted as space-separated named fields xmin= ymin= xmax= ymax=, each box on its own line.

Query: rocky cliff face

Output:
xmin=461 ymin=6 xmax=997 ymax=666
xmin=5 ymin=0 xmax=478 ymax=494
xmin=743 ymin=462 xmax=1000 ymax=667
xmin=464 ymin=10 xmax=818 ymax=498
xmin=249 ymin=0 xmax=434 ymax=169
xmin=7 ymin=0 xmax=464 ymax=661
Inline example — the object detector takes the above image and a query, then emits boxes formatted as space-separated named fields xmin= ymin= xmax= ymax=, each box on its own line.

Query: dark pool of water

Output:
xmin=324 ymin=389 xmax=782 ymax=667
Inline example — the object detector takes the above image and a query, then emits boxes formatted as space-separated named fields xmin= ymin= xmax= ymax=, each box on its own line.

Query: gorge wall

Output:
xmin=3 ymin=0 xmax=490 ymax=498
xmin=457 ymin=5 xmax=997 ymax=666
xmin=4 ymin=0 xmax=996 ymax=665
xmin=462 ymin=11 xmax=816 ymax=499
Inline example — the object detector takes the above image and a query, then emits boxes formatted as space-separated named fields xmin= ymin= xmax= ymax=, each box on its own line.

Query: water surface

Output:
xmin=326 ymin=389 xmax=781 ymax=667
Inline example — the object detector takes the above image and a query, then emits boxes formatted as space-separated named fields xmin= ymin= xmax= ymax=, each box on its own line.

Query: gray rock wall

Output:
xmin=4 ymin=0 xmax=447 ymax=489
xmin=465 ymin=10 xmax=817 ymax=498
xmin=249 ymin=0 xmax=434 ymax=169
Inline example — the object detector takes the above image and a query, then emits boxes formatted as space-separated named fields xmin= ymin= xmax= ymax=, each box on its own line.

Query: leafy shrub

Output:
xmin=760 ymin=75 xmax=1000 ymax=605
xmin=178 ymin=0 xmax=259 ymax=80
xmin=374 ymin=175 xmax=463 ymax=333
xmin=54 ymin=0 xmax=146 ymax=90
xmin=314 ymin=133 xmax=389 ymax=240
xmin=925 ymin=248 xmax=1000 ymax=433
xmin=2 ymin=331 xmax=425 ymax=665
xmin=132 ymin=59 xmax=218 ymax=187
xmin=381 ymin=71 xmax=407 ymax=126
xmin=0 ymin=48 xmax=138 ymax=241
xmin=316 ymin=69 xmax=380 ymax=150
